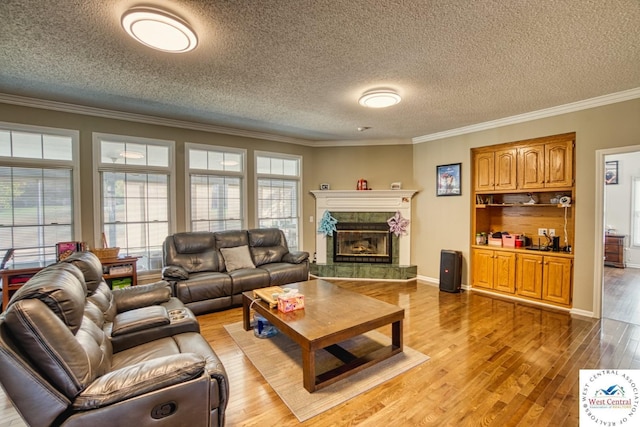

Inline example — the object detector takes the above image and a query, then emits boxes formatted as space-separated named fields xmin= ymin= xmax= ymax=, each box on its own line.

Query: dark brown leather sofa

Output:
xmin=163 ymin=228 xmax=309 ymax=314
xmin=63 ymin=251 xmax=201 ymax=351
xmin=0 ymin=255 xmax=229 ymax=426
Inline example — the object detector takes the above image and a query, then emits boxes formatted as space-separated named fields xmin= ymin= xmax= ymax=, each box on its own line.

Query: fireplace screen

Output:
xmin=333 ymin=223 xmax=392 ymax=263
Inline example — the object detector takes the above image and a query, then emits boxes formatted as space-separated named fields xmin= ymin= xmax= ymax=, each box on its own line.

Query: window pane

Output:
xmin=122 ymin=143 xmax=147 ymax=166
xmin=224 ymin=152 xmax=242 ymax=172
xmin=190 ymin=149 xmax=207 ymax=170
xmin=43 ymin=169 xmax=73 ymax=224
xmin=43 ymin=135 xmax=72 ymax=161
xmin=255 ymin=153 xmax=300 ymax=250
xmin=147 ymin=144 xmax=169 ymax=167
xmin=633 ymin=177 xmax=640 ymax=247
xmin=0 ymin=130 xmax=11 ymax=157
xmin=283 ymin=158 xmax=299 ymax=176
xmin=101 ymin=141 xmax=126 ymax=164
xmin=190 ymin=174 xmax=243 ymax=231
xmin=12 ymin=132 xmax=42 ymax=159
xmin=101 ymin=170 xmax=169 ymax=271
xmin=187 ymin=145 xmax=245 ymax=233
xmin=208 ymin=151 xmax=224 ymax=171
xmin=0 ymin=167 xmax=13 ymax=225
xmin=0 ymin=167 xmax=73 ymax=266
xmin=257 ymin=156 xmax=270 ymax=174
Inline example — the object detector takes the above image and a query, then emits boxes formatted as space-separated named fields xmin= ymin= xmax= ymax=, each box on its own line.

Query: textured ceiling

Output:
xmin=0 ymin=0 xmax=639 ymax=144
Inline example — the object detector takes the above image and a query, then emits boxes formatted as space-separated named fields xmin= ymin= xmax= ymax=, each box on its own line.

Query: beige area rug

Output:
xmin=224 ymin=321 xmax=430 ymax=422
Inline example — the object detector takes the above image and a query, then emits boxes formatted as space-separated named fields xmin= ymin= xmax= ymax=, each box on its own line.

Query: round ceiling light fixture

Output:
xmin=121 ymin=7 xmax=198 ymax=53
xmin=358 ymin=89 xmax=401 ymax=108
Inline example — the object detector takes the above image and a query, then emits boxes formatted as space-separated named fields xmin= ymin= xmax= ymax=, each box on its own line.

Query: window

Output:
xmin=0 ymin=123 xmax=80 ymax=268
xmin=94 ymin=134 xmax=175 ymax=272
xmin=255 ymin=152 xmax=301 ymax=251
xmin=633 ymin=176 xmax=640 ymax=247
xmin=186 ymin=144 xmax=246 ymax=232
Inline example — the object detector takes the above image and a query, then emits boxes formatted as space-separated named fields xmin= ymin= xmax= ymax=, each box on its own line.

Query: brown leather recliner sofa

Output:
xmin=163 ymin=228 xmax=309 ymax=314
xmin=63 ymin=251 xmax=201 ymax=351
xmin=0 ymin=255 xmax=229 ymax=427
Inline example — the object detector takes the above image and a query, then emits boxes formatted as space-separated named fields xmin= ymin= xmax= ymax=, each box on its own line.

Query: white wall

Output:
xmin=605 ymin=151 xmax=640 ymax=267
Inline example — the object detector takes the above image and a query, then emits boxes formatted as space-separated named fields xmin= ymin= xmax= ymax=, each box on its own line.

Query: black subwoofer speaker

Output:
xmin=440 ymin=250 xmax=462 ymax=293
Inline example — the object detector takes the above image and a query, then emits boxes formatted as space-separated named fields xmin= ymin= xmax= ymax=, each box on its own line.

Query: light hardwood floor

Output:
xmin=603 ymin=266 xmax=640 ymax=325
xmin=2 ymin=279 xmax=640 ymax=426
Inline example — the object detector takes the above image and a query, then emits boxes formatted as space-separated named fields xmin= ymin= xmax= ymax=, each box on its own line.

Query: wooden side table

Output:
xmin=100 ymin=256 xmax=140 ymax=289
xmin=1 ymin=266 xmax=44 ymax=311
xmin=1 ymin=256 xmax=140 ymax=310
xmin=604 ymin=234 xmax=626 ymax=268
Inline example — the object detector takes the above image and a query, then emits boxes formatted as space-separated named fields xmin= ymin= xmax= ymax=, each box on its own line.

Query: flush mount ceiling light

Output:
xmin=358 ymin=90 xmax=401 ymax=108
xmin=121 ymin=7 xmax=197 ymax=53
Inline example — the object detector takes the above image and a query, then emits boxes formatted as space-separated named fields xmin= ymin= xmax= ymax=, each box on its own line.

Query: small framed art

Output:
xmin=437 ymin=163 xmax=461 ymax=196
xmin=605 ymin=161 xmax=618 ymax=185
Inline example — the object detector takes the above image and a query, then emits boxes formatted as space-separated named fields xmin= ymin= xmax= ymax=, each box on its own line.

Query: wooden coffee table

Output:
xmin=242 ymin=279 xmax=404 ymax=392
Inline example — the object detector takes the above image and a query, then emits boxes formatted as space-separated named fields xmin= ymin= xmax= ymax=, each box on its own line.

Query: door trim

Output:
xmin=594 ymin=145 xmax=640 ymax=318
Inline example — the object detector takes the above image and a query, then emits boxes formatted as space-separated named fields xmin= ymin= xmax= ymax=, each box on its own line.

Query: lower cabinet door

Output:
xmin=516 ymin=254 xmax=543 ymax=299
xmin=493 ymin=252 xmax=516 ymax=294
xmin=472 ymin=249 xmax=494 ymax=289
xmin=542 ymin=256 xmax=572 ymax=305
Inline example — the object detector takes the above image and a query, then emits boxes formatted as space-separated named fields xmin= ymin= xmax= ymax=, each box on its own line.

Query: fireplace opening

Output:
xmin=333 ymin=223 xmax=392 ymax=263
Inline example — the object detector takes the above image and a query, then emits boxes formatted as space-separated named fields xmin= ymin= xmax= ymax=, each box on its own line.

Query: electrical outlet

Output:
xmin=538 ymin=228 xmax=547 ymax=236
xmin=549 ymin=229 xmax=556 ymax=236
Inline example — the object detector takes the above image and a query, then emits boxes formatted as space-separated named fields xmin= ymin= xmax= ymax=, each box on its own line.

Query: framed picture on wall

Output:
xmin=437 ymin=163 xmax=461 ymax=196
xmin=605 ymin=160 xmax=618 ymax=185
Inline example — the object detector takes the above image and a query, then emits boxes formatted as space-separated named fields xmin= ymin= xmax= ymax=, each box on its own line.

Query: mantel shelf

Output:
xmin=310 ymin=190 xmax=418 ymax=199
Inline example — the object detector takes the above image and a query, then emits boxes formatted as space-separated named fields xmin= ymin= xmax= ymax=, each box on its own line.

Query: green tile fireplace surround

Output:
xmin=310 ymin=211 xmax=417 ymax=280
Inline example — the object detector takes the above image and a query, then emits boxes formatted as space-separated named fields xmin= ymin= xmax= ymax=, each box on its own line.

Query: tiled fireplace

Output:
xmin=309 ymin=190 xmax=417 ymax=280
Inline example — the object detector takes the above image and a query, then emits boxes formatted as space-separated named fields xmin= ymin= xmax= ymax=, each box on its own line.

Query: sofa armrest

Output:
xmin=283 ymin=251 xmax=309 ymax=264
xmin=162 ymin=265 xmax=190 ymax=280
xmin=113 ymin=281 xmax=172 ymax=312
xmin=73 ymin=354 xmax=205 ymax=410
xmin=111 ymin=306 xmax=170 ymax=336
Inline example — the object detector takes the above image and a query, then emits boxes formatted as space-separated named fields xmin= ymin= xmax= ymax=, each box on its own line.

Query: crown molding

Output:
xmin=0 ymin=93 xmax=315 ymax=146
xmin=2 ymin=88 xmax=639 ymax=148
xmin=412 ymin=87 xmax=640 ymax=144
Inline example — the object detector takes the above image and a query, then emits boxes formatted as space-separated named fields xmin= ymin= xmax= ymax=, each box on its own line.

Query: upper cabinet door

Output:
xmin=494 ymin=148 xmax=517 ymax=190
xmin=545 ymin=141 xmax=573 ymax=188
xmin=474 ymin=151 xmax=494 ymax=192
xmin=517 ymin=144 xmax=545 ymax=189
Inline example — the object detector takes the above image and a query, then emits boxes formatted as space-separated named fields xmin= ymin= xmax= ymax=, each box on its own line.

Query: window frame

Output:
xmin=0 ymin=121 xmax=80 ymax=268
xmin=254 ymin=150 xmax=303 ymax=250
xmin=92 ymin=133 xmax=176 ymax=273
xmin=185 ymin=143 xmax=247 ymax=232
xmin=632 ymin=176 xmax=640 ymax=248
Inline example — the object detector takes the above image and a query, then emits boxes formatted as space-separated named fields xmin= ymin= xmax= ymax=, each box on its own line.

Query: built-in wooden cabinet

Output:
xmin=515 ymin=253 xmax=572 ymax=306
xmin=517 ymin=140 xmax=573 ymax=189
xmin=516 ymin=253 xmax=543 ymax=299
xmin=471 ymin=132 xmax=575 ymax=309
xmin=472 ymin=249 xmax=516 ymax=293
xmin=541 ymin=255 xmax=572 ymax=305
xmin=473 ymin=148 xmax=517 ymax=192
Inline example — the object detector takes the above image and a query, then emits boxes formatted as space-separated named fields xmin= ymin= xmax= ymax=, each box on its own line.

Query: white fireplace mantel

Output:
xmin=310 ymin=190 xmax=418 ymax=265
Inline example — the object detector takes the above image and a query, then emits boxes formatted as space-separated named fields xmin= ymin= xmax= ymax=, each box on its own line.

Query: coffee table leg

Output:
xmin=392 ymin=320 xmax=403 ymax=350
xmin=242 ymin=294 xmax=251 ymax=331
xmin=302 ymin=347 xmax=316 ymax=392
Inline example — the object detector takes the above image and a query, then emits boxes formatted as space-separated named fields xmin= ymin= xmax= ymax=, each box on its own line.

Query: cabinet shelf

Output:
xmin=476 ymin=203 xmax=565 ymax=208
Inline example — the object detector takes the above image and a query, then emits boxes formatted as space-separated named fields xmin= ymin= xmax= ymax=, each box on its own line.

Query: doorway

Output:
xmin=599 ymin=149 xmax=640 ymax=324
